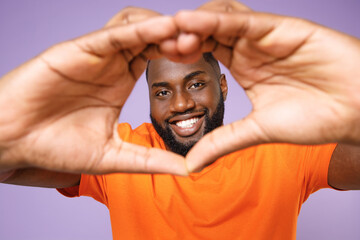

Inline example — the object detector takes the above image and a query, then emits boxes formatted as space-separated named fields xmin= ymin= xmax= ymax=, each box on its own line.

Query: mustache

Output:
xmin=164 ymin=109 xmax=208 ymax=123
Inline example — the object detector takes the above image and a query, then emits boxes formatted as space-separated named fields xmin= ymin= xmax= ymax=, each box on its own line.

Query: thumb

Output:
xmin=186 ymin=115 xmax=267 ymax=172
xmin=91 ymin=140 xmax=189 ymax=176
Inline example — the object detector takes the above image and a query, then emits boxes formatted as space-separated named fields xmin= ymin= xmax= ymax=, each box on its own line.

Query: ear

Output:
xmin=219 ymin=74 xmax=228 ymax=101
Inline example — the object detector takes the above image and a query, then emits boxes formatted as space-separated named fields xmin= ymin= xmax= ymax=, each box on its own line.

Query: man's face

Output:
xmin=148 ymin=57 xmax=228 ymax=156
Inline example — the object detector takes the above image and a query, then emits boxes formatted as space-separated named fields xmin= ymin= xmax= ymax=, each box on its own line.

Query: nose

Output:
xmin=170 ymin=91 xmax=195 ymax=113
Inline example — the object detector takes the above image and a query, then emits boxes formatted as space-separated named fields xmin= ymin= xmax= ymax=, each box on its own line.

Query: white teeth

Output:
xmin=176 ymin=118 xmax=199 ymax=128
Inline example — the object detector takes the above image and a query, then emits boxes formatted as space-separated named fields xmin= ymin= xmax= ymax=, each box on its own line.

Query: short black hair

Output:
xmin=145 ymin=52 xmax=220 ymax=81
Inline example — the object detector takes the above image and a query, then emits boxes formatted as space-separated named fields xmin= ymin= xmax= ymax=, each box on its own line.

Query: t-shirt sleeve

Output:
xmin=302 ymin=143 xmax=337 ymax=200
xmin=57 ymin=123 xmax=152 ymax=205
xmin=57 ymin=123 xmax=136 ymax=204
xmin=57 ymin=184 xmax=80 ymax=197
xmin=57 ymin=174 xmax=108 ymax=206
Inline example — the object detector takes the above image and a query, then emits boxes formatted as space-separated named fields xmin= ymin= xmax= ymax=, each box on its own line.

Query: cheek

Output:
xmin=150 ymin=100 xmax=169 ymax=124
xmin=193 ymin=88 xmax=220 ymax=112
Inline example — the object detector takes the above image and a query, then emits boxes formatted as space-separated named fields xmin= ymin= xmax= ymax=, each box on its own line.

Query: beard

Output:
xmin=150 ymin=94 xmax=225 ymax=157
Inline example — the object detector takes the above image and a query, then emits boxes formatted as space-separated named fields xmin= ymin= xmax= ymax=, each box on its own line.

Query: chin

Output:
xmin=172 ymin=126 xmax=205 ymax=144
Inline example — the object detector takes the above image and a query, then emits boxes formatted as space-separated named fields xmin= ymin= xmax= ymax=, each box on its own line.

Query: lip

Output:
xmin=169 ymin=114 xmax=205 ymax=138
xmin=168 ymin=112 xmax=205 ymax=124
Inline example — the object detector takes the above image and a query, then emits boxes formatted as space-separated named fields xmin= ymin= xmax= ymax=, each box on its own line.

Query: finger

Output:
xmin=105 ymin=7 xmax=161 ymax=27
xmin=177 ymin=32 xmax=201 ymax=55
xmin=173 ymin=33 xmax=233 ymax=67
xmin=197 ymin=0 xmax=251 ymax=12
xmin=129 ymin=55 xmax=147 ymax=80
xmin=174 ymin=10 xmax=255 ymax=58
xmin=97 ymin=141 xmax=189 ymax=176
xmin=175 ymin=10 xmax=274 ymax=41
xmin=129 ymin=43 xmax=168 ymax=80
xmin=74 ymin=16 xmax=178 ymax=57
xmin=175 ymin=10 xmax=315 ymax=58
xmin=25 ymin=141 xmax=189 ymax=176
xmin=172 ymin=0 xmax=252 ymax=59
xmin=97 ymin=122 xmax=188 ymax=176
xmin=159 ymin=38 xmax=179 ymax=57
xmin=186 ymin=115 xmax=268 ymax=172
xmin=159 ymin=35 xmax=204 ymax=64
xmin=104 ymin=7 xmax=163 ymax=69
xmin=141 ymin=44 xmax=163 ymax=59
xmin=211 ymin=43 xmax=233 ymax=68
xmin=159 ymin=33 xmax=202 ymax=57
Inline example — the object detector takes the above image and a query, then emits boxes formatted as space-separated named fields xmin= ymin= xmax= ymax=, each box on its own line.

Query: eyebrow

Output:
xmin=151 ymin=82 xmax=170 ymax=88
xmin=151 ymin=70 xmax=206 ymax=89
xmin=184 ymin=71 xmax=206 ymax=81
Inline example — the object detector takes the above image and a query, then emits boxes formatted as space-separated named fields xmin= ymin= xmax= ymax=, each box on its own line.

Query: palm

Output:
xmin=174 ymin=8 xmax=360 ymax=171
xmin=227 ymin=20 xmax=360 ymax=144
xmin=23 ymin=41 xmax=136 ymax=172
xmin=0 ymin=15 xmax=187 ymax=175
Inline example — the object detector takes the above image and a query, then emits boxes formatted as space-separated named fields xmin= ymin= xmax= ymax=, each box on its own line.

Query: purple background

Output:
xmin=1 ymin=0 xmax=360 ymax=239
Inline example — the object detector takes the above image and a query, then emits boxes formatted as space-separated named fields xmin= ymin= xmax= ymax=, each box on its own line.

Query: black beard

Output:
xmin=150 ymin=94 xmax=225 ymax=157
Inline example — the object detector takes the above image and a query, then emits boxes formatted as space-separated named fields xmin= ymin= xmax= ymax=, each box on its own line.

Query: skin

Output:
xmin=148 ymin=56 xmax=227 ymax=155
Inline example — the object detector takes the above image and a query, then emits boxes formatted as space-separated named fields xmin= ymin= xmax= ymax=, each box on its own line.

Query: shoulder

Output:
xmin=117 ymin=122 xmax=165 ymax=148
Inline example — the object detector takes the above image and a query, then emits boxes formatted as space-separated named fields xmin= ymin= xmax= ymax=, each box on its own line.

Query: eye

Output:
xmin=189 ymin=82 xmax=204 ymax=89
xmin=156 ymin=90 xmax=170 ymax=97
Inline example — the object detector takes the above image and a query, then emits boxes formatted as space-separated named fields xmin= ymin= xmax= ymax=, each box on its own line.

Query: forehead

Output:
xmin=147 ymin=57 xmax=215 ymax=84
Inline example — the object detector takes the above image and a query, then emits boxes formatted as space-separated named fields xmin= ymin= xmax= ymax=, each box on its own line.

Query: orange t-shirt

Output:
xmin=59 ymin=123 xmax=336 ymax=240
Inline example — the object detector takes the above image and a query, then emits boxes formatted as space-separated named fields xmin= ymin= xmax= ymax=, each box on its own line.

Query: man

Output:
xmin=1 ymin=0 xmax=360 ymax=182
xmin=3 ymin=53 xmax=360 ymax=239
xmin=1 ymin=0 xmax=360 ymax=239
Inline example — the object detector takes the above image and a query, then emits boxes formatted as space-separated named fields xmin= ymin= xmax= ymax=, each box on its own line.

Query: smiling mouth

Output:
xmin=169 ymin=114 xmax=205 ymax=138
xmin=175 ymin=117 xmax=200 ymax=128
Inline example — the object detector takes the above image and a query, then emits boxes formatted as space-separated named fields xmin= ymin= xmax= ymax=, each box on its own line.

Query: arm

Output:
xmin=328 ymin=144 xmax=360 ymax=190
xmin=3 ymin=169 xmax=80 ymax=188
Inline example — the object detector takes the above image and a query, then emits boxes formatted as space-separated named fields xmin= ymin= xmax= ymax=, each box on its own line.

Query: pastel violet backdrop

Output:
xmin=0 ymin=0 xmax=359 ymax=239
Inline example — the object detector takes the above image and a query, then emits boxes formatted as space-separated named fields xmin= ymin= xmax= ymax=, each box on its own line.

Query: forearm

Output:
xmin=0 ymin=170 xmax=16 ymax=182
xmin=2 ymin=168 xmax=81 ymax=188
xmin=328 ymin=144 xmax=360 ymax=190
xmin=0 ymin=135 xmax=28 ymax=182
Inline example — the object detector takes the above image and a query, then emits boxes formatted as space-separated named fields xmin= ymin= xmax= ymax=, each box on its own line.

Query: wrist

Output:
xmin=0 ymin=169 xmax=15 ymax=182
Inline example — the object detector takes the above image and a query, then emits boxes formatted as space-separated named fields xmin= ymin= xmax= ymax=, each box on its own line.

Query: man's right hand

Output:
xmin=0 ymin=8 xmax=188 ymax=176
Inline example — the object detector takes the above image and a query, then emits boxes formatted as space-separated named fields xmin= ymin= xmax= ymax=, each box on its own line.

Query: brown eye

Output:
xmin=156 ymin=90 xmax=170 ymax=97
xmin=189 ymin=82 xmax=204 ymax=89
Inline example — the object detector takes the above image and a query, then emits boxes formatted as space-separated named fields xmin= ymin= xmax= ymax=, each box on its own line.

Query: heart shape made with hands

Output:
xmin=114 ymin=3 xmax=360 ymax=174
xmin=146 ymin=6 xmax=360 ymax=174
xmin=1 ymin=0 xmax=360 ymax=177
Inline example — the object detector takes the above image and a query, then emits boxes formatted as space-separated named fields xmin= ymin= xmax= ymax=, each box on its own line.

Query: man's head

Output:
xmin=147 ymin=53 xmax=228 ymax=156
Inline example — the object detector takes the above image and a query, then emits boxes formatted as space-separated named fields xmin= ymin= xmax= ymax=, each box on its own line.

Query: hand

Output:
xmin=0 ymin=8 xmax=188 ymax=175
xmin=174 ymin=0 xmax=360 ymax=171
